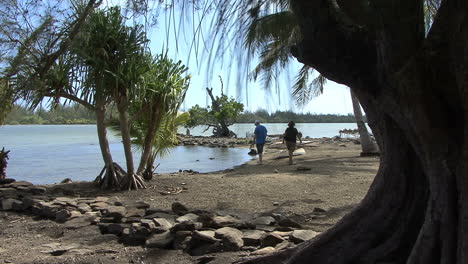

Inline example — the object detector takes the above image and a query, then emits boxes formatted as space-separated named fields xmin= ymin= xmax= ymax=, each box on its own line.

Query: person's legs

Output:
xmin=286 ymin=141 xmax=296 ymax=165
xmin=256 ymin=144 xmax=264 ymax=164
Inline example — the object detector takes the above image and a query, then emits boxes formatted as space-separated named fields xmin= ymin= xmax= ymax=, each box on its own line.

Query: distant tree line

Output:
xmin=5 ymin=104 xmax=95 ymax=125
xmin=235 ymin=110 xmax=360 ymax=123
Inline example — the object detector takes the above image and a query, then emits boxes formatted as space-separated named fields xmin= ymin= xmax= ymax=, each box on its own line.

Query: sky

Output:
xmin=107 ymin=1 xmax=355 ymax=115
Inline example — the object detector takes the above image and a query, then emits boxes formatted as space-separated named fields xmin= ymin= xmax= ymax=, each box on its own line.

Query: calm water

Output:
xmin=0 ymin=123 xmax=359 ymax=185
xmin=180 ymin=123 xmax=360 ymax=138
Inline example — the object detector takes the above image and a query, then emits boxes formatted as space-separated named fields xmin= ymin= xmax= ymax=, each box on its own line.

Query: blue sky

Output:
xmin=108 ymin=1 xmax=354 ymax=115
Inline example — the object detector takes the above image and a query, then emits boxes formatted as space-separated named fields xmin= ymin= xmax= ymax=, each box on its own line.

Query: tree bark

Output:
xmin=240 ymin=0 xmax=468 ymax=263
xmin=117 ymin=98 xmax=135 ymax=176
xmin=137 ymin=105 xmax=161 ymax=175
xmin=350 ymin=89 xmax=379 ymax=155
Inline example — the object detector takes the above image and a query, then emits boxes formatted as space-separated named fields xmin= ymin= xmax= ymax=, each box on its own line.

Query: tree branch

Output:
xmin=290 ymin=0 xmax=376 ymax=88
xmin=37 ymin=0 xmax=101 ymax=78
xmin=44 ymin=92 xmax=95 ymax=110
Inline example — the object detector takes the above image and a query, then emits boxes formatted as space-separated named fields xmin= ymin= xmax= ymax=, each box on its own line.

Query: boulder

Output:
xmin=176 ymin=213 xmax=199 ymax=223
xmin=278 ymin=218 xmax=303 ymax=228
xmin=153 ymin=218 xmax=173 ymax=233
xmin=103 ymin=206 xmax=127 ymax=221
xmin=260 ymin=233 xmax=285 ymax=247
xmin=107 ymin=223 xmax=128 ymax=235
xmin=249 ymin=216 xmax=276 ymax=226
xmin=290 ymin=230 xmax=320 ymax=243
xmin=173 ymin=231 xmax=192 ymax=250
xmin=172 ymin=202 xmax=189 ymax=215
xmin=171 ymin=221 xmax=203 ymax=232
xmin=125 ymin=208 xmax=146 ymax=218
xmin=212 ymin=215 xmax=242 ymax=228
xmin=0 ymin=198 xmax=20 ymax=210
xmin=140 ymin=219 xmax=156 ymax=230
xmin=145 ymin=231 xmax=174 ymax=248
xmin=55 ymin=209 xmax=72 ymax=223
xmin=242 ymin=230 xmax=266 ymax=247
xmin=251 ymin=247 xmax=277 ymax=255
xmin=215 ymin=227 xmax=244 ymax=251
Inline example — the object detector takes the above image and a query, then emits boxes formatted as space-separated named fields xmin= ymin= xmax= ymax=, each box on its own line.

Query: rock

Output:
xmin=107 ymin=223 xmax=127 ymax=235
xmin=145 ymin=231 xmax=174 ymax=248
xmin=131 ymin=223 xmax=152 ymax=237
xmin=290 ymin=230 xmax=320 ymax=243
xmin=172 ymin=202 xmax=189 ymax=215
xmin=274 ymin=170 xmax=279 ymax=173
xmin=260 ymin=232 xmax=285 ymax=247
xmin=153 ymin=218 xmax=173 ymax=233
xmin=90 ymin=202 xmax=109 ymax=211
xmin=125 ymin=208 xmax=146 ymax=217
xmin=29 ymin=186 xmax=47 ymax=195
xmin=55 ymin=209 xmax=72 ymax=223
xmin=215 ymin=227 xmax=244 ymax=251
xmin=103 ymin=206 xmax=127 ymax=221
xmin=8 ymin=181 xmax=33 ymax=188
xmin=60 ymin=178 xmax=72 ymax=184
xmin=212 ymin=215 xmax=242 ymax=228
xmin=171 ymin=221 xmax=203 ymax=232
xmin=173 ymin=231 xmax=192 ymax=250
xmin=251 ymin=246 xmax=277 ymax=255
xmin=145 ymin=212 xmax=175 ymax=223
xmin=0 ymin=188 xmax=17 ymax=198
xmin=12 ymin=199 xmax=27 ymax=211
xmin=95 ymin=196 xmax=109 ymax=203
xmin=275 ymin=240 xmax=292 ymax=250
xmin=278 ymin=218 xmax=303 ymax=228
xmin=140 ymin=219 xmax=156 ymax=230
xmin=296 ymin=167 xmax=312 ymax=171
xmin=63 ymin=217 xmax=93 ymax=229
xmin=242 ymin=230 xmax=266 ymax=247
xmin=125 ymin=217 xmax=142 ymax=223
xmin=273 ymin=202 xmax=279 ymax=206
xmin=0 ymin=178 xmax=15 ymax=185
xmin=0 ymin=198 xmax=20 ymax=210
xmin=176 ymin=213 xmax=199 ymax=223
xmin=192 ymin=230 xmax=219 ymax=244
xmin=255 ymin=225 xmax=276 ymax=232
xmin=313 ymin=207 xmax=327 ymax=213
xmin=195 ymin=255 xmax=216 ymax=264
xmin=77 ymin=203 xmax=92 ymax=213
xmin=250 ymin=216 xmax=276 ymax=226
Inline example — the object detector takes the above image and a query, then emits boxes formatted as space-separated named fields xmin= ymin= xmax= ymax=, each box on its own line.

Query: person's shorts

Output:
xmin=286 ymin=141 xmax=296 ymax=151
xmin=256 ymin=143 xmax=265 ymax=154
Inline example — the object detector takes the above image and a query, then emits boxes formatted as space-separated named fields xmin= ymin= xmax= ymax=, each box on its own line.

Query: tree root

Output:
xmin=94 ymin=162 xmax=125 ymax=190
xmin=120 ymin=173 xmax=147 ymax=191
xmin=234 ymin=248 xmax=295 ymax=264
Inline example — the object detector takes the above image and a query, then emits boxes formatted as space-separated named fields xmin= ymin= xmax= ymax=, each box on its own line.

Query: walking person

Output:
xmin=253 ymin=120 xmax=267 ymax=164
xmin=283 ymin=121 xmax=302 ymax=165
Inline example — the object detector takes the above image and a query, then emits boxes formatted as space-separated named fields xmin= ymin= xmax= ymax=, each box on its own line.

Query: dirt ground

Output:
xmin=0 ymin=138 xmax=379 ymax=264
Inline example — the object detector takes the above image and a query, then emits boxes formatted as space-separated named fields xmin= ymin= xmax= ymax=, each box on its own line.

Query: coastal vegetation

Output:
xmin=186 ymin=78 xmax=244 ymax=137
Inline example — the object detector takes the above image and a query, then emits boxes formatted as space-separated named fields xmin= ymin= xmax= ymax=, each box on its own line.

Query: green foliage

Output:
xmin=236 ymin=110 xmax=357 ymax=123
xmin=5 ymin=104 xmax=95 ymax=125
xmin=186 ymin=96 xmax=244 ymax=128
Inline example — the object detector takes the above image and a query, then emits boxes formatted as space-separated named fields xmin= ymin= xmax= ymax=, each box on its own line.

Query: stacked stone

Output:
xmin=1 ymin=182 xmax=322 ymax=256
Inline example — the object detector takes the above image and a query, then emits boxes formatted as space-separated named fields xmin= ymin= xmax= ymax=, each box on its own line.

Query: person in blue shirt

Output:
xmin=253 ymin=120 xmax=267 ymax=164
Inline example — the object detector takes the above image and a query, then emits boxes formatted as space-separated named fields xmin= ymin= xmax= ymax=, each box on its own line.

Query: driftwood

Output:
xmin=0 ymin=147 xmax=10 ymax=179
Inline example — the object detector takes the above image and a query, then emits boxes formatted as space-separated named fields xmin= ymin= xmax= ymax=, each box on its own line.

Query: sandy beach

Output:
xmin=0 ymin=137 xmax=379 ymax=264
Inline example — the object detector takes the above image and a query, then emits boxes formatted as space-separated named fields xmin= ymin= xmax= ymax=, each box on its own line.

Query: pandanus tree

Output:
xmin=131 ymin=53 xmax=190 ymax=181
xmin=245 ymin=4 xmax=378 ymax=155
xmin=73 ymin=6 xmax=150 ymax=189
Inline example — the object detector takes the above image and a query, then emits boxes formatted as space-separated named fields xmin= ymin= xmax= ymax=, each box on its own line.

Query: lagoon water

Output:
xmin=0 ymin=123 xmax=358 ymax=184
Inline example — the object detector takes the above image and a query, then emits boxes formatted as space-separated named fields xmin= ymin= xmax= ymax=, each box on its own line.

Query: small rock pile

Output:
xmin=177 ymin=135 xmax=250 ymax=148
xmin=0 ymin=181 xmax=321 ymax=256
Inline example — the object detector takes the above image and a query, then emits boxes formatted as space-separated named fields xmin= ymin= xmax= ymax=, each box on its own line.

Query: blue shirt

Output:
xmin=254 ymin=125 xmax=268 ymax=144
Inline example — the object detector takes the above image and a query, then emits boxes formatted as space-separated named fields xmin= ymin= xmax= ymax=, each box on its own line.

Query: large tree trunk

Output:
xmin=242 ymin=0 xmax=468 ymax=263
xmin=350 ymin=89 xmax=379 ymax=156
